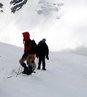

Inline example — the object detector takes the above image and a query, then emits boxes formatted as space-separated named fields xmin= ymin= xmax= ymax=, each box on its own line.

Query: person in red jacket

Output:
xmin=19 ymin=32 xmax=37 ymax=74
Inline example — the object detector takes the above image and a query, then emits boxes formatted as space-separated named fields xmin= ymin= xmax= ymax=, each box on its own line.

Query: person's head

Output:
xmin=41 ymin=38 xmax=46 ymax=43
xmin=22 ymin=32 xmax=30 ymax=41
xmin=39 ymin=38 xmax=46 ymax=44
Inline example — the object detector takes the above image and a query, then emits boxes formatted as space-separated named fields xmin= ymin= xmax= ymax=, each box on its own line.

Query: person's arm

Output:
xmin=46 ymin=44 xmax=49 ymax=60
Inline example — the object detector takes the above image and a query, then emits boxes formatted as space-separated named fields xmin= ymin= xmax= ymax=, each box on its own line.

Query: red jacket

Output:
xmin=22 ymin=32 xmax=32 ymax=53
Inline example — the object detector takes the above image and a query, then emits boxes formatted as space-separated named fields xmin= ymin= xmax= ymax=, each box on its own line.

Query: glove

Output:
xmin=46 ymin=56 xmax=49 ymax=60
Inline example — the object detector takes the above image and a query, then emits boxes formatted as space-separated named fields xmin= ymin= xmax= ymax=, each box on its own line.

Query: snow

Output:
xmin=0 ymin=0 xmax=87 ymax=51
xmin=0 ymin=42 xmax=87 ymax=97
xmin=0 ymin=0 xmax=87 ymax=96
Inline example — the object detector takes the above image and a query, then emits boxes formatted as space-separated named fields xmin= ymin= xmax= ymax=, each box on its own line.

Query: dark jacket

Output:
xmin=37 ymin=40 xmax=49 ymax=58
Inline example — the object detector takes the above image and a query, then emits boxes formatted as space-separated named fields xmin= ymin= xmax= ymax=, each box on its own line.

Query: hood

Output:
xmin=42 ymin=38 xmax=46 ymax=42
xmin=41 ymin=38 xmax=46 ymax=43
xmin=22 ymin=32 xmax=30 ymax=41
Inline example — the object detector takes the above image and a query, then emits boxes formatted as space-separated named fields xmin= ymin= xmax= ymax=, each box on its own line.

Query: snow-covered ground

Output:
xmin=0 ymin=42 xmax=87 ymax=97
xmin=0 ymin=0 xmax=87 ymax=96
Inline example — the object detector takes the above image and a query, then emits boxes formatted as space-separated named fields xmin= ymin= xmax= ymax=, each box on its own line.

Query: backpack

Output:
xmin=25 ymin=39 xmax=37 ymax=54
xmin=31 ymin=40 xmax=37 ymax=54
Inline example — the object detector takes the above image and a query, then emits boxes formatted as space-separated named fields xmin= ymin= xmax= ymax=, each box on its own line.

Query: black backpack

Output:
xmin=25 ymin=39 xmax=37 ymax=54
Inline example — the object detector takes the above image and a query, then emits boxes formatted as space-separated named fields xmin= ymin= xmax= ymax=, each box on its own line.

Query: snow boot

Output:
xmin=42 ymin=68 xmax=46 ymax=70
xmin=27 ymin=65 xmax=33 ymax=75
xmin=21 ymin=63 xmax=29 ymax=74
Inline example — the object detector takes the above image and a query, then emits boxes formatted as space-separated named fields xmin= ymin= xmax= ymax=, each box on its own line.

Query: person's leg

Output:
xmin=19 ymin=58 xmax=26 ymax=67
xmin=19 ymin=53 xmax=28 ymax=73
xmin=27 ymin=54 xmax=36 ymax=73
xmin=27 ymin=54 xmax=32 ymax=66
xmin=24 ymin=54 xmax=36 ymax=74
xmin=37 ymin=57 xmax=41 ymax=69
xmin=42 ymin=58 xmax=46 ymax=70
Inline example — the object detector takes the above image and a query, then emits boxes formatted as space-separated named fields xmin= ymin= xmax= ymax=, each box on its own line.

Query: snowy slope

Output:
xmin=0 ymin=43 xmax=87 ymax=97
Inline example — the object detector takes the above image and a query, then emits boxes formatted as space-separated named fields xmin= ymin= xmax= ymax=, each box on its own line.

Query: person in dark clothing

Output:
xmin=19 ymin=32 xmax=37 ymax=75
xmin=37 ymin=38 xmax=49 ymax=70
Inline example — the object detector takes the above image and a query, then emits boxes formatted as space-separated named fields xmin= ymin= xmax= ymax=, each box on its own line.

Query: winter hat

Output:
xmin=41 ymin=38 xmax=46 ymax=42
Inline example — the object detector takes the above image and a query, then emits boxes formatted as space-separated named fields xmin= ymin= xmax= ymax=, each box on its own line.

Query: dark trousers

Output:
xmin=38 ymin=57 xmax=46 ymax=69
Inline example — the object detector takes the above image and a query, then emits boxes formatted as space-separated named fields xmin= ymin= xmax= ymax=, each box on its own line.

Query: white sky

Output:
xmin=0 ymin=0 xmax=87 ymax=51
